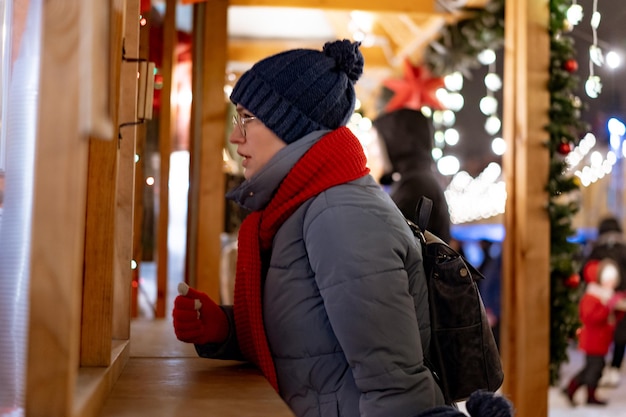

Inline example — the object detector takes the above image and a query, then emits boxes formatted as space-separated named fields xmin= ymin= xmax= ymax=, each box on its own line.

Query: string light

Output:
xmin=564 ymin=132 xmax=617 ymax=187
xmin=445 ymin=163 xmax=506 ymax=223
xmin=478 ymin=50 xmax=502 ymax=145
xmin=566 ymin=1 xmax=584 ymax=25
xmin=432 ymin=48 xmax=503 ymax=180
xmin=585 ymin=0 xmax=603 ymax=98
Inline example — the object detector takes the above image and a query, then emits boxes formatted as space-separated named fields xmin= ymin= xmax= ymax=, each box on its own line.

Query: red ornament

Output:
xmin=563 ymin=59 xmax=578 ymax=73
xmin=557 ymin=142 xmax=572 ymax=155
xmin=382 ymin=59 xmax=445 ymax=112
xmin=564 ymin=273 xmax=580 ymax=288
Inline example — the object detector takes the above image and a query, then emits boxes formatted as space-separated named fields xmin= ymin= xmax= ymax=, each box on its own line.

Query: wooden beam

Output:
xmin=230 ymin=0 xmax=437 ymax=14
xmin=187 ymin=0 xmax=228 ymax=300
xmin=155 ymin=0 xmax=177 ymax=317
xmin=376 ymin=14 xmax=415 ymax=53
xmin=113 ymin=0 xmax=140 ymax=340
xmin=81 ymin=0 xmax=122 ymax=369
xmin=500 ymin=0 xmax=551 ymax=415
xmin=132 ymin=0 xmax=153 ymax=318
xmin=228 ymin=38 xmax=391 ymax=68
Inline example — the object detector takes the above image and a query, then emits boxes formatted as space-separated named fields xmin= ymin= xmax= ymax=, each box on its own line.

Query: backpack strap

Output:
xmin=415 ymin=196 xmax=433 ymax=233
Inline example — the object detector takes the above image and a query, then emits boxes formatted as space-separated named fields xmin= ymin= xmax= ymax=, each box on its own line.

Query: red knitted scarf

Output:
xmin=234 ymin=127 xmax=370 ymax=391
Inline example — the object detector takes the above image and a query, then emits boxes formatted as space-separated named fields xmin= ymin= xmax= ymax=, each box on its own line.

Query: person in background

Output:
xmin=563 ymin=259 xmax=626 ymax=406
xmin=172 ymin=39 xmax=445 ymax=417
xmin=585 ymin=216 xmax=626 ymax=387
xmin=373 ymin=108 xmax=451 ymax=243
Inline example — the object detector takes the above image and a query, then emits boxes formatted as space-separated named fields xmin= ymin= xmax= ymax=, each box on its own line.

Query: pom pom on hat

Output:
xmin=322 ymin=39 xmax=364 ymax=82
xmin=230 ymin=39 xmax=364 ymax=144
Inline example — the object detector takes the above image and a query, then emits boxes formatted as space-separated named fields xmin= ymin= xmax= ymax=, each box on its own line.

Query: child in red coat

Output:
xmin=563 ymin=259 xmax=626 ymax=406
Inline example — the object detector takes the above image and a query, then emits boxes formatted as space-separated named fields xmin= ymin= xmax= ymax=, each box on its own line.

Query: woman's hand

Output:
xmin=172 ymin=283 xmax=229 ymax=344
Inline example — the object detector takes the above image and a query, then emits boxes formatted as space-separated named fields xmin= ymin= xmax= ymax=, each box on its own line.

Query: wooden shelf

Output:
xmin=98 ymin=319 xmax=294 ymax=417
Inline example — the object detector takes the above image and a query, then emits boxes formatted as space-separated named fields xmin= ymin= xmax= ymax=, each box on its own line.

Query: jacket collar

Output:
xmin=226 ymin=130 xmax=329 ymax=211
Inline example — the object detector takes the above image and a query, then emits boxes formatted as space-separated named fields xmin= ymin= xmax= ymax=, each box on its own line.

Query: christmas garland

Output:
xmin=423 ymin=0 xmax=505 ymax=77
xmin=422 ymin=0 xmax=587 ymax=385
xmin=547 ymin=0 xmax=588 ymax=384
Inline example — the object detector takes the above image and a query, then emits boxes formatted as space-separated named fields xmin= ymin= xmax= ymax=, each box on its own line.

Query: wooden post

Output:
xmin=80 ymin=0 xmax=123 ymax=367
xmin=131 ymin=0 xmax=152 ymax=318
xmin=155 ymin=0 xmax=177 ymax=317
xmin=187 ymin=0 xmax=228 ymax=300
xmin=500 ymin=0 xmax=551 ymax=415
xmin=113 ymin=0 xmax=140 ymax=340
xmin=26 ymin=1 xmax=90 ymax=414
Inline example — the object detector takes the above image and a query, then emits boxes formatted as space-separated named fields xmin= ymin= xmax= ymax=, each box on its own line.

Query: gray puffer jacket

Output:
xmin=197 ymin=130 xmax=445 ymax=417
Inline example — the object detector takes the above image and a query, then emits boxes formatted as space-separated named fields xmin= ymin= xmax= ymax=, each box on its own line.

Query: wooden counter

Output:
xmin=99 ymin=319 xmax=295 ymax=417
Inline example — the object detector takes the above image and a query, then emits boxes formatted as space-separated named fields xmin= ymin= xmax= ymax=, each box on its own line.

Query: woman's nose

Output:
xmin=229 ymin=126 xmax=244 ymax=144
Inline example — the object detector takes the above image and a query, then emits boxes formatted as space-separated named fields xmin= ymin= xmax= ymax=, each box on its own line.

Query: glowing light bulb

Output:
xmin=585 ymin=76 xmax=602 ymax=98
xmin=437 ymin=155 xmax=460 ymax=176
xmin=484 ymin=73 xmax=502 ymax=91
xmin=566 ymin=4 xmax=583 ymax=25
xmin=444 ymin=128 xmax=460 ymax=146
xmin=444 ymin=71 xmax=464 ymax=91
xmin=477 ymin=49 xmax=496 ymax=65
xmin=606 ymin=51 xmax=621 ymax=69
xmin=485 ymin=116 xmax=502 ymax=135
xmin=491 ymin=137 xmax=506 ymax=155
xmin=479 ymin=96 xmax=498 ymax=116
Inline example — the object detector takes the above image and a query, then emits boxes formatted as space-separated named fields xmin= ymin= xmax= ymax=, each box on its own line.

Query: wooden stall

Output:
xmin=7 ymin=0 xmax=552 ymax=416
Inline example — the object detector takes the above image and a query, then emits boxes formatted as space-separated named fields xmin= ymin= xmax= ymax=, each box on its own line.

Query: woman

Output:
xmin=172 ymin=39 xmax=445 ymax=417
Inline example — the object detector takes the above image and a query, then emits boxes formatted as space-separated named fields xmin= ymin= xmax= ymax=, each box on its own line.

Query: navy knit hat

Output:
xmin=230 ymin=39 xmax=364 ymax=144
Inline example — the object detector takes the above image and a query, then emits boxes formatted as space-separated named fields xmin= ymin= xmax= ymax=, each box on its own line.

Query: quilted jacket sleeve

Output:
xmin=194 ymin=306 xmax=246 ymax=361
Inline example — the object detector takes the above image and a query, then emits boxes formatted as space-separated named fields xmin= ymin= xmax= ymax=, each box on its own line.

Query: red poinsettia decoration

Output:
xmin=382 ymin=59 xmax=446 ymax=112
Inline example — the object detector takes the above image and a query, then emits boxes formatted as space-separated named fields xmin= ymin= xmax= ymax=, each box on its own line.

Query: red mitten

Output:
xmin=172 ymin=282 xmax=229 ymax=344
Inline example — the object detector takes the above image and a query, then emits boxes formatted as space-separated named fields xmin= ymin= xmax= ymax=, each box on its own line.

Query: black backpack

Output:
xmin=406 ymin=196 xmax=504 ymax=404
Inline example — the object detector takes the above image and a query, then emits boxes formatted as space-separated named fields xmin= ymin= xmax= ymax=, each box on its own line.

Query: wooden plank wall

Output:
xmin=500 ymin=0 xmax=551 ymax=415
xmin=25 ymin=0 xmax=139 ymax=415
xmin=26 ymin=0 xmax=90 ymax=413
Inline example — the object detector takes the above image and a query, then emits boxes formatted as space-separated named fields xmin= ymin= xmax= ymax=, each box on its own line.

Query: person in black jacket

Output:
xmin=373 ymin=108 xmax=452 ymax=242
xmin=584 ymin=216 xmax=626 ymax=387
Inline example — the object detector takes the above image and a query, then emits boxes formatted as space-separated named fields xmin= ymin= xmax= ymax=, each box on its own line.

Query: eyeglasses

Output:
xmin=232 ymin=114 xmax=257 ymax=138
